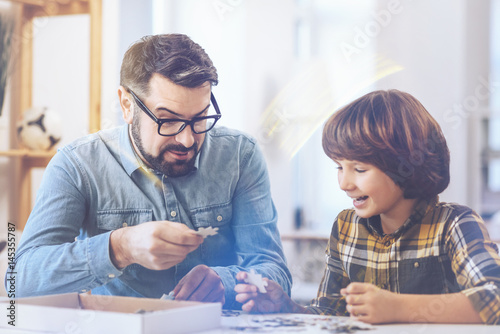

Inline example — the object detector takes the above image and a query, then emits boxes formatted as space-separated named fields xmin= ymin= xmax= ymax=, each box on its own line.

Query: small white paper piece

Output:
xmin=195 ymin=226 xmax=219 ymax=238
xmin=244 ymin=269 xmax=268 ymax=293
xmin=160 ymin=291 xmax=175 ymax=300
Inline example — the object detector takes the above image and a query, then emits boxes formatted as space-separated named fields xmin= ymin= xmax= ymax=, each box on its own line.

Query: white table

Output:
xmin=199 ymin=312 xmax=499 ymax=334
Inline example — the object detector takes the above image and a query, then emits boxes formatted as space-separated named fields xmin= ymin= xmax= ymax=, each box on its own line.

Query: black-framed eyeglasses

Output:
xmin=128 ymin=89 xmax=222 ymax=136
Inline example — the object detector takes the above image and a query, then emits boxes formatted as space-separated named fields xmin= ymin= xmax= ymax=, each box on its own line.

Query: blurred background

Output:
xmin=0 ymin=0 xmax=499 ymax=301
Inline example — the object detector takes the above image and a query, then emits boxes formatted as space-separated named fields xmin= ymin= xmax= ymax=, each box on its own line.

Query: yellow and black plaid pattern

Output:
xmin=306 ymin=197 xmax=500 ymax=324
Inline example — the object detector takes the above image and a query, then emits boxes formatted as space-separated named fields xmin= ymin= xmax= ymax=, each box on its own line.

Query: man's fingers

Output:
xmin=174 ymin=265 xmax=224 ymax=303
xmin=154 ymin=222 xmax=204 ymax=246
xmin=235 ymin=271 xmax=248 ymax=282
xmin=149 ymin=241 xmax=198 ymax=257
xmin=201 ymin=284 xmax=225 ymax=303
xmin=174 ymin=275 xmax=203 ymax=300
xmin=182 ymin=276 xmax=215 ymax=301
xmin=113 ymin=221 xmax=205 ymax=271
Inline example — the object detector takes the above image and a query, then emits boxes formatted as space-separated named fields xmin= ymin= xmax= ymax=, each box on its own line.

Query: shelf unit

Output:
xmin=1 ymin=0 xmax=102 ymax=229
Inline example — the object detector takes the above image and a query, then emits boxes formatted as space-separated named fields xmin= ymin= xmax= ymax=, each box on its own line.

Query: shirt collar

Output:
xmin=394 ymin=196 xmax=438 ymax=235
xmin=366 ymin=196 xmax=439 ymax=237
xmin=120 ymin=124 xmax=142 ymax=176
xmin=409 ymin=196 xmax=439 ymax=223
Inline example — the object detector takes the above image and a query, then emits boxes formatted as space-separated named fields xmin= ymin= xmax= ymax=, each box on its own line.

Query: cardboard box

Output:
xmin=0 ymin=293 xmax=221 ymax=333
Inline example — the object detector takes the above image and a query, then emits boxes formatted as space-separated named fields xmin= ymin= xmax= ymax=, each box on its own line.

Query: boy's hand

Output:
xmin=234 ymin=271 xmax=295 ymax=313
xmin=341 ymin=282 xmax=400 ymax=324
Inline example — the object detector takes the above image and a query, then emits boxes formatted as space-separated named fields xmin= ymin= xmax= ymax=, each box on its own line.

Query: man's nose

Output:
xmin=174 ymin=124 xmax=196 ymax=148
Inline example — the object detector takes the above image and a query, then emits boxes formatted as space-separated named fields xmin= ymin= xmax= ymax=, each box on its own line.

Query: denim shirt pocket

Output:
xmin=191 ymin=204 xmax=236 ymax=265
xmin=398 ymin=256 xmax=447 ymax=294
xmin=191 ymin=204 xmax=232 ymax=228
xmin=96 ymin=209 xmax=153 ymax=232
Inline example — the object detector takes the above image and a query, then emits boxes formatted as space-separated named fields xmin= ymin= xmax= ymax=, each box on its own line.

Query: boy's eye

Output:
xmin=355 ymin=169 xmax=366 ymax=173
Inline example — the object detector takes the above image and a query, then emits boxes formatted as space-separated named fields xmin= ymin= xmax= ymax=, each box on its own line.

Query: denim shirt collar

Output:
xmin=119 ymin=124 xmax=201 ymax=177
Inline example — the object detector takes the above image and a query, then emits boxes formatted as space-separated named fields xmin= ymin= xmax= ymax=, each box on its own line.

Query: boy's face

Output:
xmin=334 ymin=159 xmax=416 ymax=225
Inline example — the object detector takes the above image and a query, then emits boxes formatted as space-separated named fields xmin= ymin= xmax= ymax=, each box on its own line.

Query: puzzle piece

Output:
xmin=160 ymin=291 xmax=175 ymax=300
xmin=244 ymin=269 xmax=268 ymax=293
xmin=195 ymin=226 xmax=219 ymax=238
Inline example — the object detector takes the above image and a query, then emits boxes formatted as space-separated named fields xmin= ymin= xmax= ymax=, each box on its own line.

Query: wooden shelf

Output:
xmin=10 ymin=0 xmax=92 ymax=18
xmin=5 ymin=0 xmax=102 ymax=230
xmin=0 ymin=149 xmax=56 ymax=159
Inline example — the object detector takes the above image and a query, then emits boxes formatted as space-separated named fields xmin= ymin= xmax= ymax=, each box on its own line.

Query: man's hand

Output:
xmin=341 ymin=282 xmax=400 ymax=324
xmin=172 ymin=265 xmax=225 ymax=304
xmin=234 ymin=271 xmax=301 ymax=314
xmin=109 ymin=221 xmax=203 ymax=270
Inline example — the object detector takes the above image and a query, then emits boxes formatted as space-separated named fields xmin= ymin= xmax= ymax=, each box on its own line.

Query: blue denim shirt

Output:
xmin=13 ymin=125 xmax=291 ymax=309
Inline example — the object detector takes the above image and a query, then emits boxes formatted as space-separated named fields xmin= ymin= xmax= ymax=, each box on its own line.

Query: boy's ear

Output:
xmin=118 ymin=86 xmax=134 ymax=124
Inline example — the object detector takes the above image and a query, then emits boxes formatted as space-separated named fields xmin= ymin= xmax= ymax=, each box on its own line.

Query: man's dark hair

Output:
xmin=120 ymin=34 xmax=218 ymax=95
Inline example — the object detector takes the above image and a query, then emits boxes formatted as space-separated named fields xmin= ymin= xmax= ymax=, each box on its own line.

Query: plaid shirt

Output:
xmin=307 ymin=197 xmax=500 ymax=324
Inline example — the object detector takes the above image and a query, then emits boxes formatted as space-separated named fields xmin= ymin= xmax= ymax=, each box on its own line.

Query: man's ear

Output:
xmin=118 ymin=86 xmax=134 ymax=124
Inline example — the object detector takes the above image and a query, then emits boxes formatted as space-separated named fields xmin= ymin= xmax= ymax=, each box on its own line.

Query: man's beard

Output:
xmin=131 ymin=114 xmax=199 ymax=177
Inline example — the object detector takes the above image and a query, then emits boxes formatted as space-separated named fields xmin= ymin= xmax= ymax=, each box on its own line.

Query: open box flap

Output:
xmin=11 ymin=292 xmax=81 ymax=308
xmin=78 ymin=293 xmax=210 ymax=314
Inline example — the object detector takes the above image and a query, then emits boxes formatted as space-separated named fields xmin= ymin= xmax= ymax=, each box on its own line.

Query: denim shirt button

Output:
xmin=108 ymin=274 xmax=116 ymax=278
xmin=170 ymin=211 xmax=177 ymax=218
xmin=217 ymin=215 xmax=223 ymax=222
xmin=414 ymin=261 xmax=419 ymax=268
xmin=122 ymin=222 xmax=128 ymax=227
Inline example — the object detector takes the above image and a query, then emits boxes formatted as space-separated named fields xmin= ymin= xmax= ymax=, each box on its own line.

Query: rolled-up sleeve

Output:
xmin=447 ymin=210 xmax=500 ymax=324
xmin=9 ymin=149 xmax=123 ymax=297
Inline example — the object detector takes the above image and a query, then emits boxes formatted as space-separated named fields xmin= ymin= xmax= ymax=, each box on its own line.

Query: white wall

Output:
xmin=373 ymin=0 xmax=491 ymax=212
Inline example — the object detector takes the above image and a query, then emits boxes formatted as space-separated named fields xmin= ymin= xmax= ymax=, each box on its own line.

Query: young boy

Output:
xmin=235 ymin=90 xmax=500 ymax=324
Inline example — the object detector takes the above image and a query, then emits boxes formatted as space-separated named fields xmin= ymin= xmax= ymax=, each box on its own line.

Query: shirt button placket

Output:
xmin=163 ymin=179 xmax=180 ymax=223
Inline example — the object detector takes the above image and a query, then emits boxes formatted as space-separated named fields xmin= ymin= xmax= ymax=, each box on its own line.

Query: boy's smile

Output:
xmin=335 ymin=159 xmax=417 ymax=234
xmin=352 ymin=195 xmax=369 ymax=208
